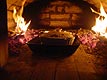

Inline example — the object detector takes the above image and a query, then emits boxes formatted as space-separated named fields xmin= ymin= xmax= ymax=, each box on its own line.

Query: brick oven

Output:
xmin=7 ymin=0 xmax=97 ymax=56
xmin=0 ymin=0 xmax=107 ymax=79
xmin=6 ymin=0 xmax=105 ymax=56
xmin=6 ymin=0 xmax=107 ymax=65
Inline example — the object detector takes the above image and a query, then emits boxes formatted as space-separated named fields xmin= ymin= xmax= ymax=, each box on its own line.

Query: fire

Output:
xmin=13 ymin=0 xmax=31 ymax=35
xmin=91 ymin=3 xmax=107 ymax=38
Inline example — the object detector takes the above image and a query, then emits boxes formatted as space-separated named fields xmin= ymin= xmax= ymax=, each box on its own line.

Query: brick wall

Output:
xmin=7 ymin=0 xmax=107 ymax=30
xmin=23 ymin=0 xmax=96 ymax=29
xmin=38 ymin=1 xmax=82 ymax=28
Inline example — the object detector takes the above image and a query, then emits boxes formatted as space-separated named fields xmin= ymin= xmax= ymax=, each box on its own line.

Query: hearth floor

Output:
xmin=0 ymin=45 xmax=106 ymax=80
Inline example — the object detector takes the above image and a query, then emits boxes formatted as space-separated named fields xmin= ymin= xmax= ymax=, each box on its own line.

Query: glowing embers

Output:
xmin=91 ymin=3 xmax=107 ymax=38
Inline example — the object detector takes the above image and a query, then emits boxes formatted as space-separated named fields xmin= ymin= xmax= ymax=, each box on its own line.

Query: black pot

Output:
xmin=27 ymin=37 xmax=80 ymax=57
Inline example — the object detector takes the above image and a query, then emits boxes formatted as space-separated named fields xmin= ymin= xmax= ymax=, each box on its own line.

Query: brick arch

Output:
xmin=23 ymin=0 xmax=96 ymax=30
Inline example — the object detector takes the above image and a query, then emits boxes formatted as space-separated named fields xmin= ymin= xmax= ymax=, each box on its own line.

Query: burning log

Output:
xmin=79 ymin=2 xmax=107 ymax=55
xmin=77 ymin=29 xmax=99 ymax=49
xmin=8 ymin=29 xmax=41 ymax=55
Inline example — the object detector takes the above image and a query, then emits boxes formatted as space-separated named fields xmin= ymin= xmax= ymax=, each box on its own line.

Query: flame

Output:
xmin=13 ymin=0 xmax=31 ymax=35
xmin=44 ymin=31 xmax=49 ymax=33
xmin=91 ymin=3 xmax=107 ymax=38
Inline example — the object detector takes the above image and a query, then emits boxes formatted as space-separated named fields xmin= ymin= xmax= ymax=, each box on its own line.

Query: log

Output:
xmin=0 ymin=0 xmax=8 ymax=67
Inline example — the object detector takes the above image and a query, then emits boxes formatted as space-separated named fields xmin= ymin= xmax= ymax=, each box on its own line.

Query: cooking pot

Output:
xmin=27 ymin=29 xmax=80 ymax=57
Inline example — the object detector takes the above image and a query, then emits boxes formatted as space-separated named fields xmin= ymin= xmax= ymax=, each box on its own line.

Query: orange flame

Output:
xmin=13 ymin=0 xmax=31 ymax=35
xmin=91 ymin=3 xmax=107 ymax=38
